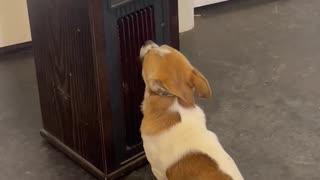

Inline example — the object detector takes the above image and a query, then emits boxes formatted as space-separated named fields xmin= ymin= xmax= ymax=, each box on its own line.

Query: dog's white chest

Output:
xmin=141 ymin=101 xmax=244 ymax=180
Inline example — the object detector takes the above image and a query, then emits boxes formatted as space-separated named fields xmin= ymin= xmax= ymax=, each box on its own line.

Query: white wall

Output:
xmin=178 ymin=0 xmax=194 ymax=32
xmin=0 ymin=0 xmax=32 ymax=47
xmin=179 ymin=0 xmax=228 ymax=32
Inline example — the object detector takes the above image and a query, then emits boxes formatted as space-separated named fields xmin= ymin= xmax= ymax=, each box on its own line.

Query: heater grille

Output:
xmin=117 ymin=6 xmax=156 ymax=147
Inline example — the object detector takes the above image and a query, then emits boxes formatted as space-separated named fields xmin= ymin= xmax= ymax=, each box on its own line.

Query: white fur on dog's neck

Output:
xmin=142 ymin=99 xmax=244 ymax=180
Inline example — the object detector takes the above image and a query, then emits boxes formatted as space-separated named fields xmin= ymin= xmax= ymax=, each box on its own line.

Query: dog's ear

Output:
xmin=148 ymin=79 xmax=195 ymax=106
xmin=191 ymin=69 xmax=212 ymax=99
xmin=148 ymin=80 xmax=173 ymax=97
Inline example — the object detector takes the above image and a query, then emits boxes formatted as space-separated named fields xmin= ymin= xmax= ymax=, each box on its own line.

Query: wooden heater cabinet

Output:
xmin=26 ymin=0 xmax=179 ymax=179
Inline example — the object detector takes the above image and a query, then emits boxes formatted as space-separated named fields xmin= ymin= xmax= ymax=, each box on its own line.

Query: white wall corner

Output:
xmin=178 ymin=0 xmax=195 ymax=33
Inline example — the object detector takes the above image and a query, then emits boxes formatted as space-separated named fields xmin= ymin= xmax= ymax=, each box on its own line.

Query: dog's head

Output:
xmin=140 ymin=41 xmax=212 ymax=107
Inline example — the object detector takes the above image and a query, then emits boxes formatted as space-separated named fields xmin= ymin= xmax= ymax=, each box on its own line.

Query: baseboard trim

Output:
xmin=40 ymin=129 xmax=148 ymax=180
xmin=40 ymin=129 xmax=106 ymax=180
xmin=0 ymin=41 xmax=32 ymax=56
xmin=107 ymin=154 xmax=147 ymax=179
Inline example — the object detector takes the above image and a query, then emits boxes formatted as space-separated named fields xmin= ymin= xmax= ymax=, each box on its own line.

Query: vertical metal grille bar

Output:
xmin=117 ymin=6 xmax=155 ymax=146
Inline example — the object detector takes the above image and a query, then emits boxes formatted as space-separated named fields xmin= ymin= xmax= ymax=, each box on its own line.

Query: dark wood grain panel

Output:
xmin=27 ymin=0 xmax=105 ymax=171
xmin=87 ymin=0 xmax=114 ymax=174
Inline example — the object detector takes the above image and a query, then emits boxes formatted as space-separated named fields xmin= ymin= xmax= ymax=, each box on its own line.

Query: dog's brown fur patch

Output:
xmin=140 ymin=94 xmax=181 ymax=136
xmin=166 ymin=153 xmax=233 ymax=180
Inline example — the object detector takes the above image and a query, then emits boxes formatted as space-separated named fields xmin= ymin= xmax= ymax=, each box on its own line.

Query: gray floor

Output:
xmin=1 ymin=0 xmax=320 ymax=179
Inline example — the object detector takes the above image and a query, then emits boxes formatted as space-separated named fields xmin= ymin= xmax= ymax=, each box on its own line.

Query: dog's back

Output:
xmin=142 ymin=99 xmax=243 ymax=180
xmin=167 ymin=153 xmax=232 ymax=180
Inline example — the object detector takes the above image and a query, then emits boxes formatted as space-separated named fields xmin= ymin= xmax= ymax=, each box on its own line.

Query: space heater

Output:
xmin=26 ymin=0 xmax=178 ymax=179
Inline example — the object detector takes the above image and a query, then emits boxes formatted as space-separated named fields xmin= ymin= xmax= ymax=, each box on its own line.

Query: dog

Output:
xmin=139 ymin=41 xmax=244 ymax=180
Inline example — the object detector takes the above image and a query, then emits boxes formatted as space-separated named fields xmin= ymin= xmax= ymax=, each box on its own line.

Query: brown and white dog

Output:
xmin=140 ymin=41 xmax=244 ymax=180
